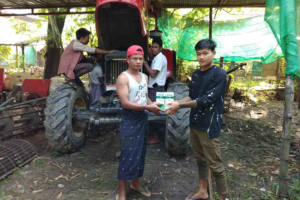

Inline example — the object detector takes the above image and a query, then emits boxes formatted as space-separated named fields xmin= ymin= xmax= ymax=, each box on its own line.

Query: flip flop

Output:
xmin=187 ymin=193 xmax=209 ymax=200
xmin=75 ymin=78 xmax=84 ymax=86
xmin=65 ymin=79 xmax=78 ymax=89
xmin=130 ymin=186 xmax=151 ymax=197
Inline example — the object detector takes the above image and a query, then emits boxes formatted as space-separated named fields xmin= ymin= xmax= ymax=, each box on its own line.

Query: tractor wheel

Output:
xmin=44 ymin=83 xmax=88 ymax=153
xmin=165 ymin=82 xmax=190 ymax=155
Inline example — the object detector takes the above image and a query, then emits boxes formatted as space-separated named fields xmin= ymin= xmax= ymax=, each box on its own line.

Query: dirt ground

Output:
xmin=1 ymin=101 xmax=300 ymax=200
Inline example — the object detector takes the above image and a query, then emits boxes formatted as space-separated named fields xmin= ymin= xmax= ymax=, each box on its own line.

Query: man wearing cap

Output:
xmin=143 ymin=37 xmax=168 ymax=144
xmin=116 ymin=45 xmax=162 ymax=200
xmin=58 ymin=28 xmax=117 ymax=87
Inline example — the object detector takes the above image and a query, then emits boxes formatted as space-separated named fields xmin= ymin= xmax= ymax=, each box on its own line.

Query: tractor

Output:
xmin=44 ymin=0 xmax=190 ymax=155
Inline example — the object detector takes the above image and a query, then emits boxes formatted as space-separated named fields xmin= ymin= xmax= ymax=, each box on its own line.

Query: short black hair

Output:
xmin=194 ymin=39 xmax=216 ymax=51
xmin=76 ymin=28 xmax=91 ymax=40
xmin=152 ymin=37 xmax=163 ymax=47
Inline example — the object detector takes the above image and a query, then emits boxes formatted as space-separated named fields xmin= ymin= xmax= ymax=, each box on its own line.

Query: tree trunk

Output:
xmin=43 ymin=13 xmax=66 ymax=79
xmin=279 ymin=76 xmax=294 ymax=197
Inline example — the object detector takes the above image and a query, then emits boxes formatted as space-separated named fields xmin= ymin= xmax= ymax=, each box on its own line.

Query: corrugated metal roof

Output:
xmin=0 ymin=0 xmax=96 ymax=9
xmin=0 ymin=0 xmax=265 ymax=9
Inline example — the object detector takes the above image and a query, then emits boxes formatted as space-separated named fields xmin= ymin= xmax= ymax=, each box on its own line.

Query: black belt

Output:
xmin=152 ymin=83 xmax=164 ymax=88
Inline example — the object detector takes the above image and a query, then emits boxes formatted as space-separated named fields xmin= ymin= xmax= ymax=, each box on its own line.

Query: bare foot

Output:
xmin=118 ymin=193 xmax=126 ymax=200
xmin=185 ymin=192 xmax=209 ymax=200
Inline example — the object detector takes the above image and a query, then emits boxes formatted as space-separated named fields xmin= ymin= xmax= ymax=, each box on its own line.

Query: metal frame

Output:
xmin=0 ymin=0 xmax=265 ymax=16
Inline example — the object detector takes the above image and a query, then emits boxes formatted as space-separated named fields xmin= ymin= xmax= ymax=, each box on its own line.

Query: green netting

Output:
xmin=157 ymin=10 xmax=283 ymax=64
xmin=25 ymin=46 xmax=36 ymax=66
xmin=157 ymin=1 xmax=300 ymax=78
xmin=252 ymin=61 xmax=263 ymax=76
xmin=265 ymin=0 xmax=300 ymax=79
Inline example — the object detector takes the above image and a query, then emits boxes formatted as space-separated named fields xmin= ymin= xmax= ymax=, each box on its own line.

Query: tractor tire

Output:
xmin=165 ymin=82 xmax=190 ymax=155
xmin=44 ymin=83 xmax=88 ymax=153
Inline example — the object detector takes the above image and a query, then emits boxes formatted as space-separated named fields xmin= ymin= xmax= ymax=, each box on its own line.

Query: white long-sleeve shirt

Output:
xmin=73 ymin=40 xmax=96 ymax=54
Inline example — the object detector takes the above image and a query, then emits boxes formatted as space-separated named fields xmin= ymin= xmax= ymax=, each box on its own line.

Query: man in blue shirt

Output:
xmin=166 ymin=39 xmax=228 ymax=200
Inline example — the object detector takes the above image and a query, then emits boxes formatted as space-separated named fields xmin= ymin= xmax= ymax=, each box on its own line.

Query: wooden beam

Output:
xmin=209 ymin=7 xmax=213 ymax=39
xmin=0 ymin=11 xmax=95 ymax=16
xmin=0 ymin=4 xmax=95 ymax=9
xmin=162 ymin=4 xmax=265 ymax=8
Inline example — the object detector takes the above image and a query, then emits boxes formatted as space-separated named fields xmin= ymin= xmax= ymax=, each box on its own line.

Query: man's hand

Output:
xmin=109 ymin=50 xmax=119 ymax=54
xmin=165 ymin=101 xmax=180 ymax=115
xmin=147 ymin=103 xmax=163 ymax=115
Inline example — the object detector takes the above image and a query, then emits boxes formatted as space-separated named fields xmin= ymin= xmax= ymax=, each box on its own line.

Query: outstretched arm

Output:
xmin=116 ymin=74 xmax=162 ymax=114
xmin=166 ymin=69 xmax=227 ymax=115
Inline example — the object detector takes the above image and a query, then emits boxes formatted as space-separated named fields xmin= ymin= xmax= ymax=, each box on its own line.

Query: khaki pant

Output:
xmin=190 ymin=128 xmax=228 ymax=197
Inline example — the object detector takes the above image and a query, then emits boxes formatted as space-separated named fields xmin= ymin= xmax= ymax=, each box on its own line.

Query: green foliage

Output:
xmin=32 ymin=161 xmax=46 ymax=166
xmin=0 ymin=46 xmax=11 ymax=60
xmin=63 ymin=8 xmax=97 ymax=47
xmin=9 ymin=18 xmax=30 ymax=35
xmin=0 ymin=189 xmax=8 ymax=200
xmin=51 ymin=151 xmax=60 ymax=157
xmin=289 ymin=178 xmax=300 ymax=200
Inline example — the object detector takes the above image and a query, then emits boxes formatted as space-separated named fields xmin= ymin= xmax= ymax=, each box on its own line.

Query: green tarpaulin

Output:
xmin=157 ymin=0 xmax=299 ymax=78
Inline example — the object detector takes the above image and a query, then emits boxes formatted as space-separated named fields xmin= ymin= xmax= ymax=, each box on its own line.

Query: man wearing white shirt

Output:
xmin=143 ymin=37 xmax=168 ymax=143
xmin=58 ymin=28 xmax=117 ymax=86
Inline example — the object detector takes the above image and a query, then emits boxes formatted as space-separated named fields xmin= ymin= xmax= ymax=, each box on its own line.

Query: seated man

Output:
xmin=57 ymin=28 xmax=117 ymax=87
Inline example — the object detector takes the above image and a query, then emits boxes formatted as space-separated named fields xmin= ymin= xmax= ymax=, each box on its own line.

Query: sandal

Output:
xmin=75 ymin=77 xmax=84 ymax=86
xmin=65 ymin=78 xmax=78 ymax=89
xmin=130 ymin=185 xmax=151 ymax=197
xmin=187 ymin=193 xmax=209 ymax=200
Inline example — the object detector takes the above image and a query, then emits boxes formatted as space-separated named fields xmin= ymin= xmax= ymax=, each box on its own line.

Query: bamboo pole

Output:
xmin=278 ymin=76 xmax=294 ymax=197
xmin=208 ymin=168 xmax=213 ymax=200
xmin=209 ymin=7 xmax=213 ymax=39
xmin=208 ymin=7 xmax=214 ymax=200
xmin=298 ymin=80 xmax=300 ymax=109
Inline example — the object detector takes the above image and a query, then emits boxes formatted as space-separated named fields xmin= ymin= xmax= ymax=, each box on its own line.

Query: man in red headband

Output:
xmin=116 ymin=45 xmax=162 ymax=200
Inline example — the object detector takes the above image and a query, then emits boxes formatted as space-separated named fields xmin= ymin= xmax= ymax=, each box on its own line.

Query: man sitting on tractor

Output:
xmin=143 ymin=37 xmax=168 ymax=144
xmin=57 ymin=28 xmax=117 ymax=87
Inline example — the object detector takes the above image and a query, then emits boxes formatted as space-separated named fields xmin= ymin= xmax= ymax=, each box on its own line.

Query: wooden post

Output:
xmin=208 ymin=7 xmax=213 ymax=200
xmin=208 ymin=169 xmax=213 ymax=200
xmin=16 ymin=45 xmax=18 ymax=68
xmin=279 ymin=76 xmax=294 ymax=197
xmin=220 ymin=57 xmax=224 ymax=69
xmin=21 ymin=45 xmax=25 ymax=72
xmin=209 ymin=7 xmax=213 ymax=39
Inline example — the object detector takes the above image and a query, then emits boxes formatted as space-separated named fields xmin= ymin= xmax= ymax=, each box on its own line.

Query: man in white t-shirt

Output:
xmin=143 ymin=37 xmax=168 ymax=144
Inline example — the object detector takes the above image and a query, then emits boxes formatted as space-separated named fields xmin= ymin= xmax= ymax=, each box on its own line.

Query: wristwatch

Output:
xmin=143 ymin=61 xmax=148 ymax=65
